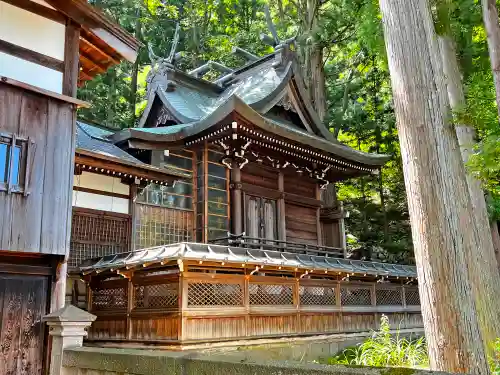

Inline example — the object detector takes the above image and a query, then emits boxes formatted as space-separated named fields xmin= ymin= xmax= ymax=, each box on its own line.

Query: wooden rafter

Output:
xmin=80 ymin=36 xmax=120 ymax=65
xmin=79 ymin=52 xmax=107 ymax=74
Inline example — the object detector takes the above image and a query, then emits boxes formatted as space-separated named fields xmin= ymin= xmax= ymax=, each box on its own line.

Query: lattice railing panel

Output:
xmin=299 ymin=285 xmax=336 ymax=306
xmin=187 ymin=282 xmax=243 ymax=307
xmin=92 ymin=286 xmax=128 ymax=311
xmin=249 ymin=284 xmax=294 ymax=305
xmin=405 ymin=288 xmax=420 ymax=306
xmin=340 ymin=287 xmax=371 ymax=306
xmin=376 ymin=288 xmax=403 ymax=306
xmin=134 ymin=283 xmax=178 ymax=309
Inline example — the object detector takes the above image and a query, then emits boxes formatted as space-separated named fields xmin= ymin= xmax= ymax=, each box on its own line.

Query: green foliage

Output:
xmin=327 ymin=315 xmax=429 ymax=368
xmin=491 ymin=339 xmax=500 ymax=375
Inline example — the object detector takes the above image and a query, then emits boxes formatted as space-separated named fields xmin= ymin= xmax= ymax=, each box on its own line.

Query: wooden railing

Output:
xmin=87 ymin=272 xmax=422 ymax=344
xmin=210 ymin=234 xmax=345 ymax=258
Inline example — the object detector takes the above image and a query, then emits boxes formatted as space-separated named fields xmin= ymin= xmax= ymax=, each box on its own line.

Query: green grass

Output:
xmin=326 ymin=315 xmax=429 ymax=368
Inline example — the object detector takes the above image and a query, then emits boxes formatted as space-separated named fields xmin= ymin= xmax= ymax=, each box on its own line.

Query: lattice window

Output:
xmin=187 ymin=282 xmax=243 ymax=307
xmin=405 ymin=288 xmax=421 ymax=306
xmin=376 ymin=288 xmax=403 ymax=306
xmin=70 ymin=208 xmax=130 ymax=268
xmin=92 ymin=286 xmax=128 ymax=311
xmin=249 ymin=284 xmax=294 ymax=305
xmin=299 ymin=285 xmax=336 ymax=306
xmin=134 ymin=283 xmax=178 ymax=309
xmin=340 ymin=287 xmax=371 ymax=306
xmin=135 ymin=204 xmax=193 ymax=249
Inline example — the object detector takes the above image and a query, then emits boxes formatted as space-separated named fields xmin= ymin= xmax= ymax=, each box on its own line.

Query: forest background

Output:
xmin=78 ymin=0 xmax=500 ymax=264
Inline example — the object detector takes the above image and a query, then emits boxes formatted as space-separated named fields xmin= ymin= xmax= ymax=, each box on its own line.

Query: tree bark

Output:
xmin=129 ymin=8 xmax=141 ymax=128
xmin=379 ymin=0 xmax=490 ymax=373
xmin=439 ymin=34 xmax=500 ymax=353
xmin=481 ymin=0 xmax=500 ymax=120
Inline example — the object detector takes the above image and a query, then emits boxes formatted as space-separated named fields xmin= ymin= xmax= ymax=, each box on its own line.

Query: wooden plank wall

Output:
xmin=0 ymin=83 xmax=75 ymax=255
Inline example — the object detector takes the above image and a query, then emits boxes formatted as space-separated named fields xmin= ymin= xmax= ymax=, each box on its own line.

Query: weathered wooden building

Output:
xmin=77 ymin=42 xmax=422 ymax=347
xmin=0 ymin=0 xmax=138 ymax=373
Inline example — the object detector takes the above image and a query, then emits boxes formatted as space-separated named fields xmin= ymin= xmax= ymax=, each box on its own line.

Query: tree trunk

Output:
xmin=379 ymin=0 xmax=490 ymax=373
xmin=439 ymin=34 xmax=500 ymax=353
xmin=310 ymin=47 xmax=326 ymax=121
xmin=129 ymin=8 xmax=141 ymax=128
xmin=481 ymin=0 xmax=500 ymax=120
xmin=490 ymin=220 xmax=500 ymax=265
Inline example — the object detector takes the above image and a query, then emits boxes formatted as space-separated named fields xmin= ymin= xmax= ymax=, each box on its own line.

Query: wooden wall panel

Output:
xmin=0 ymin=83 xmax=75 ymax=255
xmin=283 ymin=173 xmax=316 ymax=198
xmin=130 ymin=316 xmax=179 ymax=341
xmin=184 ymin=317 xmax=245 ymax=341
xmin=299 ymin=314 xmax=341 ymax=334
xmin=41 ymin=99 xmax=75 ymax=255
xmin=285 ymin=203 xmax=318 ymax=244
xmin=248 ymin=315 xmax=297 ymax=337
xmin=241 ymin=163 xmax=279 ymax=191
xmin=341 ymin=314 xmax=376 ymax=333
xmin=88 ymin=316 xmax=127 ymax=340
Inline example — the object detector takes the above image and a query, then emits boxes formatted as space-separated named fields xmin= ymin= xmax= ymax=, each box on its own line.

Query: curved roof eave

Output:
xmin=112 ymin=96 xmax=390 ymax=167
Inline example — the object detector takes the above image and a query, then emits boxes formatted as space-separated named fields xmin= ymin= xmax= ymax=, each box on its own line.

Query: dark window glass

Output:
xmin=208 ymin=229 xmax=227 ymax=241
xmin=208 ymin=215 xmax=228 ymax=230
xmin=208 ymin=163 xmax=225 ymax=178
xmin=208 ymin=188 xmax=228 ymax=204
xmin=208 ymin=201 xmax=227 ymax=216
xmin=208 ymin=151 xmax=223 ymax=164
xmin=163 ymin=154 xmax=193 ymax=171
xmin=207 ymin=175 xmax=226 ymax=190
xmin=137 ymin=183 xmax=193 ymax=210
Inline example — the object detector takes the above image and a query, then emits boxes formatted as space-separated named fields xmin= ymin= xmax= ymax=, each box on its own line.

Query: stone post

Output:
xmin=43 ymin=305 xmax=96 ymax=375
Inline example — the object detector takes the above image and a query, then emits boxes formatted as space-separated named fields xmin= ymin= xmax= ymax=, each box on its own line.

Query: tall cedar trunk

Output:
xmin=482 ymin=0 xmax=500 ymax=120
xmin=310 ymin=47 xmax=326 ymax=121
xmin=439 ymin=35 xmax=500 ymax=349
xmin=129 ymin=9 xmax=141 ymax=128
xmin=379 ymin=0 xmax=489 ymax=373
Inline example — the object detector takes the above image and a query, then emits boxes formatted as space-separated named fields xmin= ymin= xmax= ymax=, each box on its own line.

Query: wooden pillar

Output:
xmin=278 ymin=172 xmax=286 ymax=243
xmin=51 ymin=260 xmax=68 ymax=311
xmin=230 ymin=161 xmax=243 ymax=235
xmin=316 ymin=185 xmax=323 ymax=246
xmin=129 ymin=183 xmax=138 ymax=251
xmin=62 ymin=20 xmax=80 ymax=97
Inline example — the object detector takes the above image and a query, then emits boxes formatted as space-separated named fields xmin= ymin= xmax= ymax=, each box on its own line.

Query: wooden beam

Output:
xmin=0 ymin=0 xmax=66 ymax=23
xmin=0 ymin=76 xmax=90 ymax=107
xmin=63 ymin=20 xmax=81 ymax=97
xmin=73 ymin=186 xmax=130 ymax=200
xmin=79 ymin=52 xmax=106 ymax=74
xmin=80 ymin=36 xmax=120 ymax=65
xmin=75 ymin=152 xmax=181 ymax=185
xmin=0 ymin=38 xmax=64 ymax=72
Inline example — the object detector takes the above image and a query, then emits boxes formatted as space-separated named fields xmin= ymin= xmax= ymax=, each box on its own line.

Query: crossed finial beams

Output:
xmin=148 ymin=22 xmax=182 ymax=67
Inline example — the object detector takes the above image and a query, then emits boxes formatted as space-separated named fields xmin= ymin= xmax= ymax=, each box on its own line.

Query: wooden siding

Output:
xmin=0 ymin=82 xmax=75 ymax=255
xmin=285 ymin=203 xmax=318 ymax=244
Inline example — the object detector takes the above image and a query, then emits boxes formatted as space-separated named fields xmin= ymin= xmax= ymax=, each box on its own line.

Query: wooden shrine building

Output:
xmin=78 ymin=41 xmax=423 ymax=347
xmin=0 ymin=0 xmax=138 ymax=373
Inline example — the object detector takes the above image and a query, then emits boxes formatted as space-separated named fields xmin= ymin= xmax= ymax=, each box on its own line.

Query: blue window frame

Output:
xmin=0 ymin=134 xmax=30 ymax=195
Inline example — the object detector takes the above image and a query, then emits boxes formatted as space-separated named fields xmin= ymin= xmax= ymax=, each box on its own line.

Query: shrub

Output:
xmin=328 ymin=315 xmax=429 ymax=368
xmin=492 ymin=339 xmax=500 ymax=375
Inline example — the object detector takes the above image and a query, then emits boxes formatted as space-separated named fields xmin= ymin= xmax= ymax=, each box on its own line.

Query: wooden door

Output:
xmin=0 ymin=274 xmax=49 ymax=375
xmin=245 ymin=195 xmax=277 ymax=243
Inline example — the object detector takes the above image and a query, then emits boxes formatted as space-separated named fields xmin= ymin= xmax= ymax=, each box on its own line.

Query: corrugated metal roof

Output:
xmin=80 ymin=242 xmax=417 ymax=279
